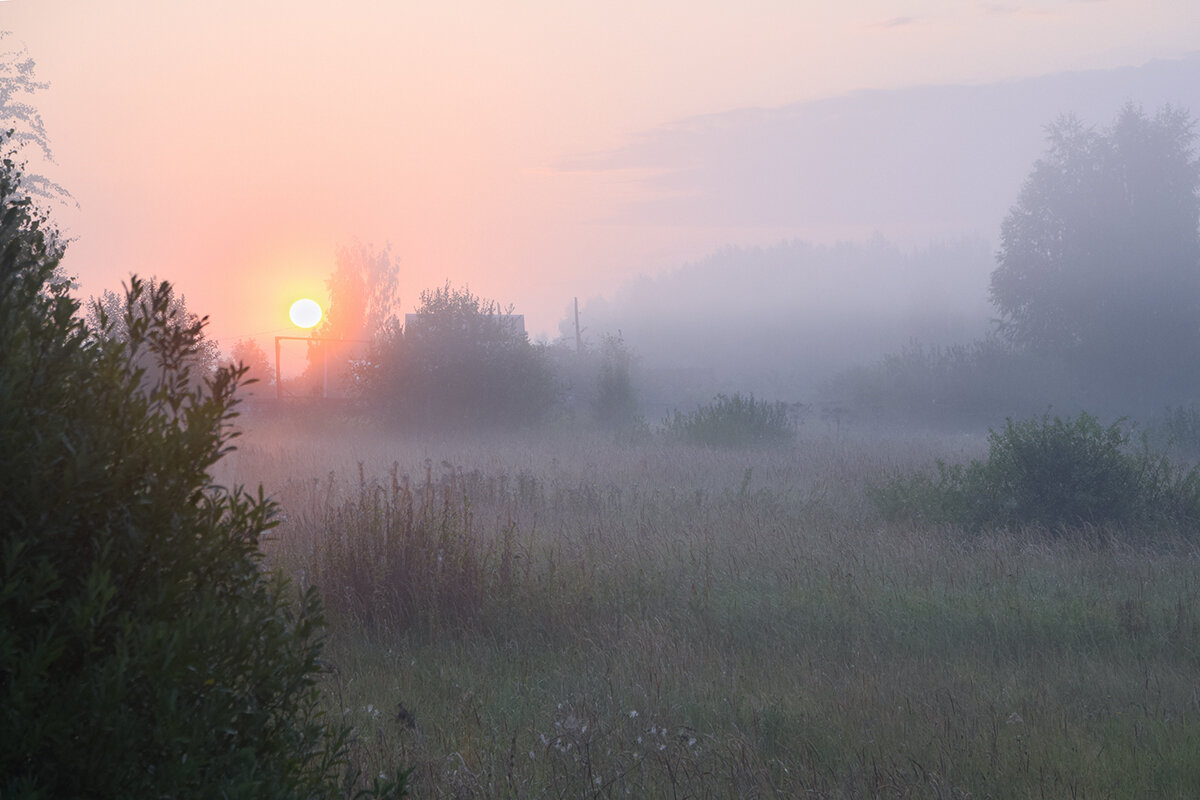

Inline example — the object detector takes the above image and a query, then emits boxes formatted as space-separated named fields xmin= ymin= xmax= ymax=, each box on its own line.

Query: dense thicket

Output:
xmin=0 ymin=144 xmax=400 ymax=797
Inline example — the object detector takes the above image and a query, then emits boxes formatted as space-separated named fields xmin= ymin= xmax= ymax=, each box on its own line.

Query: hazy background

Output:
xmin=5 ymin=1 xmax=1200 ymax=363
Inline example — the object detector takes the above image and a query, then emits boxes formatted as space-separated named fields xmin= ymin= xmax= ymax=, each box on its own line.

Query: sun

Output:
xmin=288 ymin=298 xmax=322 ymax=329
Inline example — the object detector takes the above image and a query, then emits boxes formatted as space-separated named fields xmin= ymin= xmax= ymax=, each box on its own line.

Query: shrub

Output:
xmin=663 ymin=393 xmax=797 ymax=448
xmin=874 ymin=412 xmax=1200 ymax=532
xmin=0 ymin=148 xmax=401 ymax=798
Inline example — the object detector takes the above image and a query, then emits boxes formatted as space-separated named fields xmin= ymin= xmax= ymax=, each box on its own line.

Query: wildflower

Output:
xmin=629 ymin=710 xmax=638 ymax=719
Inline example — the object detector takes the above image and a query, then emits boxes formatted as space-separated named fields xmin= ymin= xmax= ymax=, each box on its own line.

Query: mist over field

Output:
xmin=11 ymin=5 xmax=1200 ymax=797
xmin=553 ymin=54 xmax=1200 ymax=417
xmin=567 ymin=236 xmax=994 ymax=410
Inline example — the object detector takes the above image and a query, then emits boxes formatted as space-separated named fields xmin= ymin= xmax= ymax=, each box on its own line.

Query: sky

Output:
xmin=3 ymin=0 xmax=1200 ymax=350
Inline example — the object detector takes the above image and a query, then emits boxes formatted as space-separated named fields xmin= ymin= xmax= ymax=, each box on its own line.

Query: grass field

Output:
xmin=221 ymin=413 xmax=1200 ymax=798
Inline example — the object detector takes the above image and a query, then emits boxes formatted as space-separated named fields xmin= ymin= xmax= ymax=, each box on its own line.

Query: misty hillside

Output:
xmin=565 ymin=54 xmax=1200 ymax=408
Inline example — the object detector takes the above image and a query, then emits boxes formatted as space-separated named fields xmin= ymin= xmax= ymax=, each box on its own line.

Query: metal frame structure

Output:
xmin=274 ymin=336 xmax=369 ymax=400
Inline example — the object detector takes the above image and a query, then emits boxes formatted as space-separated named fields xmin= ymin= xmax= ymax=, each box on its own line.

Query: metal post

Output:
xmin=574 ymin=296 xmax=582 ymax=353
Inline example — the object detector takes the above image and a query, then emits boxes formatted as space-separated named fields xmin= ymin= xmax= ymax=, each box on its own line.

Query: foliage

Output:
xmin=87 ymin=278 xmax=222 ymax=385
xmin=585 ymin=333 xmax=641 ymax=430
xmin=0 ymin=33 xmax=70 ymax=212
xmin=663 ymin=392 xmax=797 ymax=448
xmin=874 ymin=411 xmax=1200 ymax=532
xmin=369 ymin=282 xmax=556 ymax=428
xmin=317 ymin=241 xmax=400 ymax=344
xmin=0 ymin=149 xmax=402 ymax=797
xmin=990 ymin=104 xmax=1200 ymax=406
xmin=305 ymin=242 xmax=400 ymax=397
xmin=228 ymin=336 xmax=275 ymax=393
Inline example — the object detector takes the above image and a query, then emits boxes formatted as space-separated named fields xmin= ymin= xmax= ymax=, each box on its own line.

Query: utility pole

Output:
xmin=574 ymin=296 xmax=582 ymax=354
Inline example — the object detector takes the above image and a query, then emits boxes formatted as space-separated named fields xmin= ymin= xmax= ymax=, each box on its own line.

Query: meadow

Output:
xmin=221 ymin=412 xmax=1200 ymax=798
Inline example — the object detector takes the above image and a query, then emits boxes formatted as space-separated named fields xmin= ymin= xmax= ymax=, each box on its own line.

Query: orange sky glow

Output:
xmin=4 ymin=0 xmax=1200 ymax=347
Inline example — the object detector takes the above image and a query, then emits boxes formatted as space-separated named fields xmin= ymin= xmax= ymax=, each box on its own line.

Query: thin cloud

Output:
xmin=869 ymin=16 xmax=918 ymax=29
xmin=979 ymin=3 xmax=1054 ymax=17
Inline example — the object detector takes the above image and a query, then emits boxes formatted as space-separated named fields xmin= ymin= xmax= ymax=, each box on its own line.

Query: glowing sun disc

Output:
xmin=289 ymin=298 xmax=322 ymax=329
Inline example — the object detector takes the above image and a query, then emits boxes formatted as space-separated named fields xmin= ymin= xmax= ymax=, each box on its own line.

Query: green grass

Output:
xmin=228 ymin=416 xmax=1200 ymax=797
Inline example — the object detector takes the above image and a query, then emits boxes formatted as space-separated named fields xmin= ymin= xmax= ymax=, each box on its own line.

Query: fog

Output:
xmin=566 ymin=236 xmax=994 ymax=413
xmin=549 ymin=54 xmax=1200 ymax=418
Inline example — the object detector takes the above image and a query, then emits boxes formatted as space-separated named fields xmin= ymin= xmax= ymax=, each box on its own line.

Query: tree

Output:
xmin=0 ymin=140 xmax=400 ymax=797
xmin=87 ymin=278 xmax=221 ymax=384
xmin=371 ymin=282 xmax=556 ymax=427
xmin=227 ymin=336 xmax=275 ymax=397
xmin=316 ymin=241 xmax=399 ymax=343
xmin=990 ymin=103 xmax=1200 ymax=403
xmin=0 ymin=34 xmax=71 ymax=277
xmin=304 ymin=241 xmax=399 ymax=396
xmin=592 ymin=334 xmax=640 ymax=429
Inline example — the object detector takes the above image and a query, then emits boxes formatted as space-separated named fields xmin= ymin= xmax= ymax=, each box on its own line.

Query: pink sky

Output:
xmin=4 ymin=0 xmax=1199 ymax=347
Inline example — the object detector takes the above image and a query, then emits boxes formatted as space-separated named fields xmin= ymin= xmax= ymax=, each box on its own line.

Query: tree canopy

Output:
xmin=990 ymin=103 xmax=1200 ymax=402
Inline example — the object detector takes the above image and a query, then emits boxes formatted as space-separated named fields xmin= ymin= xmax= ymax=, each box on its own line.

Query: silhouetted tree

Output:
xmin=990 ymin=103 xmax=1200 ymax=404
xmin=371 ymin=283 xmax=556 ymax=427
xmin=304 ymin=241 xmax=399 ymax=396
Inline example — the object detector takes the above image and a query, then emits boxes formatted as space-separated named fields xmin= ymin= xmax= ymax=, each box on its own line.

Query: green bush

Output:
xmin=0 ymin=149 xmax=402 ymax=798
xmin=663 ymin=392 xmax=796 ymax=448
xmin=874 ymin=412 xmax=1200 ymax=532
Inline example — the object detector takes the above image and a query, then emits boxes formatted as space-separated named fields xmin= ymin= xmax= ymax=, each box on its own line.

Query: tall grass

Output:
xmin=242 ymin=417 xmax=1200 ymax=797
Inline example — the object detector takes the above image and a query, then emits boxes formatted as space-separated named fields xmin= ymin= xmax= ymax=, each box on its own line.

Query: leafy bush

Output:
xmin=663 ymin=393 xmax=797 ymax=448
xmin=874 ymin=412 xmax=1200 ymax=532
xmin=0 ymin=149 xmax=401 ymax=797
